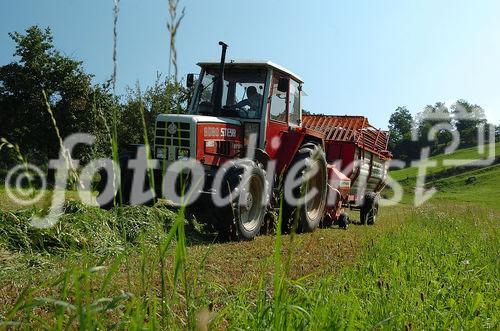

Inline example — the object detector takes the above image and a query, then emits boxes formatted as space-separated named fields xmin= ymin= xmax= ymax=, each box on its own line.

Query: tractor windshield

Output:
xmin=190 ymin=67 xmax=267 ymax=119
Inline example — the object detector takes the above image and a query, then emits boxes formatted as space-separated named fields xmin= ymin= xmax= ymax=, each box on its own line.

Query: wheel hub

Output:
xmin=240 ymin=190 xmax=254 ymax=212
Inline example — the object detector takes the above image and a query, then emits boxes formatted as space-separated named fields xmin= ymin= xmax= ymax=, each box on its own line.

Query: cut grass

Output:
xmin=0 ymin=200 xmax=178 ymax=257
xmin=0 ymin=187 xmax=82 ymax=212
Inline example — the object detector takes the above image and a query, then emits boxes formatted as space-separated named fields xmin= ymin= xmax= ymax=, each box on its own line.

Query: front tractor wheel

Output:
xmin=287 ymin=143 xmax=328 ymax=233
xmin=218 ymin=161 xmax=268 ymax=241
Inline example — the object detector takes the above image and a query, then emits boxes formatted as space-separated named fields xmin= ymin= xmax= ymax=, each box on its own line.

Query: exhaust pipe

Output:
xmin=214 ymin=41 xmax=228 ymax=116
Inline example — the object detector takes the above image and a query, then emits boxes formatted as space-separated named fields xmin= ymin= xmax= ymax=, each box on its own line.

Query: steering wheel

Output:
xmin=225 ymin=104 xmax=250 ymax=118
xmin=238 ymin=107 xmax=250 ymax=118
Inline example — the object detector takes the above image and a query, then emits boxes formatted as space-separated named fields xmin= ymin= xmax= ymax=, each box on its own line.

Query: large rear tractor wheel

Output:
xmin=286 ymin=143 xmax=328 ymax=233
xmin=217 ymin=161 xmax=269 ymax=241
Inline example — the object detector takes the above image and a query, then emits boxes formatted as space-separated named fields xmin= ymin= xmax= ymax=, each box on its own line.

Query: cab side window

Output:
xmin=289 ymin=80 xmax=301 ymax=126
xmin=269 ymin=75 xmax=288 ymax=122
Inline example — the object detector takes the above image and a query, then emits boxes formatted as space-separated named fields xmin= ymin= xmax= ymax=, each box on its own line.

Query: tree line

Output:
xmin=0 ymin=26 xmax=187 ymax=169
xmin=388 ymin=102 xmax=499 ymax=164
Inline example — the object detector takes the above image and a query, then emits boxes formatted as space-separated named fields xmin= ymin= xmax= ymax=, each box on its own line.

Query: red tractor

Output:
xmin=115 ymin=42 xmax=391 ymax=240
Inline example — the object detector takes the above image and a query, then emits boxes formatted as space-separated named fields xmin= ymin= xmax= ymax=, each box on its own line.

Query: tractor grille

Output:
xmin=154 ymin=121 xmax=192 ymax=158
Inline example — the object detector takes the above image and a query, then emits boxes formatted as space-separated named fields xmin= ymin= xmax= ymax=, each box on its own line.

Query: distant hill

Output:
xmin=388 ymin=143 xmax=500 ymax=210
xmin=390 ymin=143 xmax=499 ymax=181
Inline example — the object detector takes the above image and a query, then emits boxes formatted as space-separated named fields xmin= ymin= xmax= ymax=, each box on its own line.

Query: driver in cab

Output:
xmin=236 ymin=86 xmax=262 ymax=118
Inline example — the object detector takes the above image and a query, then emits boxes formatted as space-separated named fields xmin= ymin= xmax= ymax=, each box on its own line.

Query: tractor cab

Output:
xmin=187 ymin=60 xmax=304 ymax=153
xmin=189 ymin=62 xmax=268 ymax=120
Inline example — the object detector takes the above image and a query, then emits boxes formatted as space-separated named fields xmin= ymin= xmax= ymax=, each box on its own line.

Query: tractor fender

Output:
xmin=237 ymin=148 xmax=270 ymax=169
xmin=275 ymin=130 xmax=325 ymax=175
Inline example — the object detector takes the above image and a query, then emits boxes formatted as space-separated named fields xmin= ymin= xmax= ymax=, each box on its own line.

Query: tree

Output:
xmin=387 ymin=106 xmax=419 ymax=163
xmin=416 ymin=102 xmax=453 ymax=155
xmin=388 ymin=106 xmax=413 ymax=150
xmin=120 ymin=76 xmax=187 ymax=148
xmin=0 ymin=26 xmax=97 ymax=165
xmin=452 ymin=100 xmax=486 ymax=148
xmin=0 ymin=25 xmax=189 ymax=170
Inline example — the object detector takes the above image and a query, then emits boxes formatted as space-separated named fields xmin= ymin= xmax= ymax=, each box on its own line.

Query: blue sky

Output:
xmin=1 ymin=0 xmax=499 ymax=128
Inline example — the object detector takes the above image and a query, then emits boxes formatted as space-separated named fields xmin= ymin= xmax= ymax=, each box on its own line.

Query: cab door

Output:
xmin=265 ymin=72 xmax=290 ymax=160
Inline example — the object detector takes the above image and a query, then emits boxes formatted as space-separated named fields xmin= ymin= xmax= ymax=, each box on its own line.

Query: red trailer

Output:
xmin=303 ymin=115 xmax=392 ymax=224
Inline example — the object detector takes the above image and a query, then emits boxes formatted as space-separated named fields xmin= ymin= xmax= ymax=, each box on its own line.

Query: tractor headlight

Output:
xmin=177 ymin=148 xmax=190 ymax=160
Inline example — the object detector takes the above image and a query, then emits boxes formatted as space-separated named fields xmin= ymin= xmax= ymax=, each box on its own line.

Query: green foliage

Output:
xmin=452 ymin=99 xmax=487 ymax=148
xmin=415 ymin=102 xmax=453 ymax=156
xmin=0 ymin=26 xmax=97 ymax=165
xmin=388 ymin=106 xmax=413 ymax=145
xmin=119 ymin=77 xmax=187 ymax=148
xmin=387 ymin=106 xmax=419 ymax=162
xmin=0 ymin=26 xmax=187 ymax=169
xmin=389 ymin=101 xmax=493 ymax=164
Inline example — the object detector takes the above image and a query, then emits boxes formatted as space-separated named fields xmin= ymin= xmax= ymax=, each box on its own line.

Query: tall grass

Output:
xmin=0 ymin=138 xmax=35 ymax=194
xmin=1 ymin=0 xmax=195 ymax=328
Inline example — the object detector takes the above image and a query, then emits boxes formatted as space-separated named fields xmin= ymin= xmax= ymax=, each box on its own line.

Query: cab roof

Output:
xmin=197 ymin=60 xmax=303 ymax=83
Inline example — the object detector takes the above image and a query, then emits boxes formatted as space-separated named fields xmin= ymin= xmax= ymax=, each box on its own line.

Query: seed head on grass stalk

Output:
xmin=110 ymin=0 xmax=121 ymax=207
xmin=42 ymin=90 xmax=81 ymax=189
xmin=160 ymin=0 xmax=194 ymax=328
xmin=167 ymin=0 xmax=185 ymax=81
xmin=0 ymin=138 xmax=36 ymax=197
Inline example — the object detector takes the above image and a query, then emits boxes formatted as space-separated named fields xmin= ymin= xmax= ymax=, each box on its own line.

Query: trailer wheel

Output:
xmin=338 ymin=212 xmax=349 ymax=230
xmin=218 ymin=161 xmax=268 ymax=240
xmin=360 ymin=192 xmax=379 ymax=225
xmin=287 ymin=143 xmax=328 ymax=233
xmin=367 ymin=195 xmax=379 ymax=225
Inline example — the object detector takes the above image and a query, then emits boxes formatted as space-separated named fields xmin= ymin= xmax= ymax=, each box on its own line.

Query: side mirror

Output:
xmin=186 ymin=73 xmax=195 ymax=88
xmin=277 ymin=77 xmax=289 ymax=93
